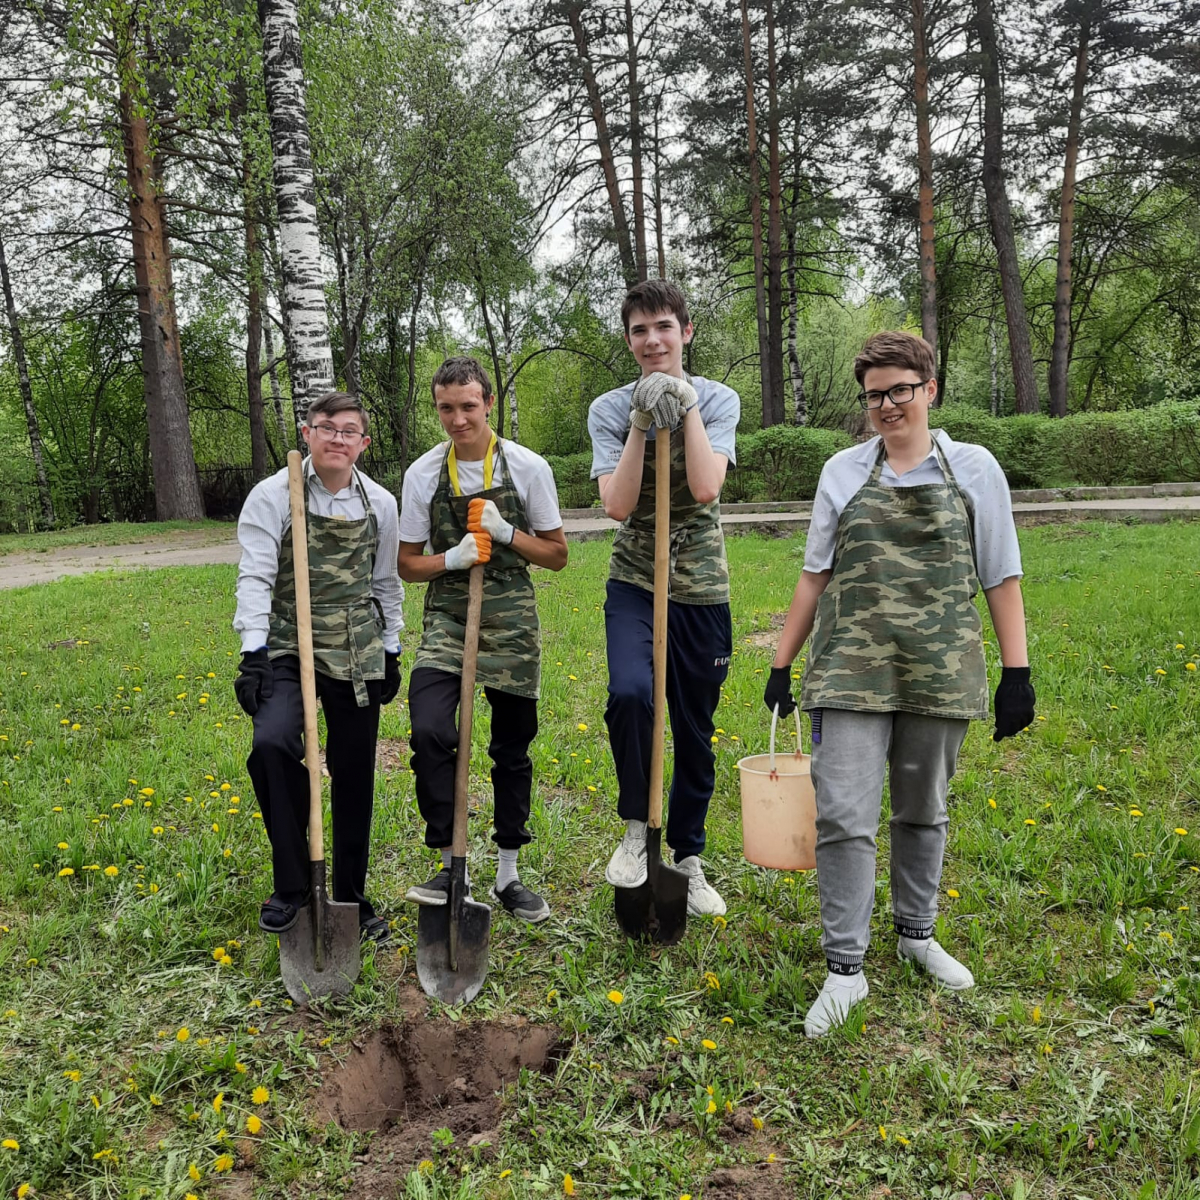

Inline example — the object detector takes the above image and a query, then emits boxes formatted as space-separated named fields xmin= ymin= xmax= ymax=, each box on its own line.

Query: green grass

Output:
xmin=0 ymin=520 xmax=232 ymax=556
xmin=0 ymin=521 xmax=1198 ymax=1198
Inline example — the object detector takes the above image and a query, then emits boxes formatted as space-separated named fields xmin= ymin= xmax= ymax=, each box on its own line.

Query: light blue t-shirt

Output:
xmin=804 ymin=430 xmax=1023 ymax=590
xmin=587 ymin=376 xmax=740 ymax=480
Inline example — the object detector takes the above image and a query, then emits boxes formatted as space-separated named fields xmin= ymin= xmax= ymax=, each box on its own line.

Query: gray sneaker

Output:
xmin=405 ymin=867 xmax=451 ymax=906
xmin=490 ymin=880 xmax=551 ymax=923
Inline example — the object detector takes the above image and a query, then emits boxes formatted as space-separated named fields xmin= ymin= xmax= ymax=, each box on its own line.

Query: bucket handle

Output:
xmin=769 ymin=704 xmax=806 ymax=777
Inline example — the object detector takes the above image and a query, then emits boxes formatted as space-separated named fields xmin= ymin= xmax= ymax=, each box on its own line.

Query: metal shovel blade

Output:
xmin=613 ymin=827 xmax=689 ymax=945
xmin=416 ymin=859 xmax=491 ymax=1005
xmin=279 ymin=898 xmax=361 ymax=1004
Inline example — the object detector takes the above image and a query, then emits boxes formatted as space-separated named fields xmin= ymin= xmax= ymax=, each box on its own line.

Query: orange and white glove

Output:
xmin=444 ymin=529 xmax=492 ymax=570
xmin=468 ymin=497 xmax=515 ymax=546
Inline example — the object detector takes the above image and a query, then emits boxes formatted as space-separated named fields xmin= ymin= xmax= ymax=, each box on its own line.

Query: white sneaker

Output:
xmin=804 ymin=971 xmax=870 ymax=1039
xmin=898 ymin=937 xmax=975 ymax=990
xmin=605 ymin=820 xmax=648 ymax=887
xmin=673 ymin=855 xmax=726 ymax=917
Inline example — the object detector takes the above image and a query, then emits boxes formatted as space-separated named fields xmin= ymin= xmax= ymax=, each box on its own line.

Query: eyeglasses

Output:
xmin=311 ymin=424 xmax=365 ymax=444
xmin=857 ymin=381 xmax=931 ymax=410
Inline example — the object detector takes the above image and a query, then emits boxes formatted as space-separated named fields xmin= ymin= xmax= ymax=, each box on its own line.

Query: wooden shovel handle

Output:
xmin=452 ymin=564 xmax=485 ymax=857
xmin=287 ymin=450 xmax=324 ymax=863
xmin=649 ymin=429 xmax=669 ymax=831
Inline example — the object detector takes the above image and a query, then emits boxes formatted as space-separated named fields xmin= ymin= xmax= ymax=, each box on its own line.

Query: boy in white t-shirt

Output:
xmin=398 ymin=356 xmax=568 ymax=922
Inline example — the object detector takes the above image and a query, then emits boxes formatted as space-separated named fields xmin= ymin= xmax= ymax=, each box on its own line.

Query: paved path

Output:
xmin=2 ymin=493 xmax=1198 ymax=588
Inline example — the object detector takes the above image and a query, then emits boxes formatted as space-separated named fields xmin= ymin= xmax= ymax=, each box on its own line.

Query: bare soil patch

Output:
xmin=315 ymin=1018 xmax=563 ymax=1188
xmin=742 ymin=611 xmax=787 ymax=650
xmin=704 ymin=1162 xmax=792 ymax=1199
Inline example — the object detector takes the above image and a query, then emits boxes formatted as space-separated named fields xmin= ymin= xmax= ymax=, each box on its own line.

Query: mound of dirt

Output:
xmin=315 ymin=1019 xmax=563 ymax=1176
xmin=705 ymin=1162 xmax=792 ymax=1199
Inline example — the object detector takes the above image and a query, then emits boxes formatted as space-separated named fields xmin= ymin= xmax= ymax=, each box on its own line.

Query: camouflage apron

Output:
xmin=609 ymin=427 xmax=730 ymax=605
xmin=800 ymin=434 xmax=989 ymax=720
xmin=268 ymin=465 xmax=385 ymax=708
xmin=414 ymin=438 xmax=541 ymax=699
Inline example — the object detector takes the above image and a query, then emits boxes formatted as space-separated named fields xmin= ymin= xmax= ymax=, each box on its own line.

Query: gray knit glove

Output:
xmin=630 ymin=372 xmax=697 ymax=431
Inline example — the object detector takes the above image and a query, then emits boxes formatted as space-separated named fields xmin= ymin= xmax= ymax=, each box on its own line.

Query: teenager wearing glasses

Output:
xmin=764 ymin=331 xmax=1034 ymax=1037
xmin=233 ymin=391 xmax=403 ymax=947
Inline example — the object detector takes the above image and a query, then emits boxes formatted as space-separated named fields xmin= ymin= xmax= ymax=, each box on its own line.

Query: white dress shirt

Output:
xmin=803 ymin=430 xmax=1023 ymax=590
xmin=233 ymin=458 xmax=403 ymax=653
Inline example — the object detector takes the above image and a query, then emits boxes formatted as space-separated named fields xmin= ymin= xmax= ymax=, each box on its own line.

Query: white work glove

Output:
xmin=630 ymin=371 xmax=698 ymax=431
xmin=474 ymin=498 xmax=515 ymax=546
xmin=443 ymin=530 xmax=492 ymax=571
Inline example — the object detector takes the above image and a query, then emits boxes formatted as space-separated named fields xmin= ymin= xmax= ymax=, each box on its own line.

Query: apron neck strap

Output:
xmin=447 ymin=432 xmax=497 ymax=497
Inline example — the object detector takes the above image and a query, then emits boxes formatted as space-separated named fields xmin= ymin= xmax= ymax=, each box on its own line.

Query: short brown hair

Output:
xmin=431 ymin=356 xmax=493 ymax=402
xmin=621 ymin=279 xmax=690 ymax=334
xmin=853 ymin=331 xmax=935 ymax=386
xmin=306 ymin=391 xmax=369 ymax=435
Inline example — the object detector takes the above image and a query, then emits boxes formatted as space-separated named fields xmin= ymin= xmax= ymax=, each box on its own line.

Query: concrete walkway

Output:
xmin=2 ymin=486 xmax=1198 ymax=588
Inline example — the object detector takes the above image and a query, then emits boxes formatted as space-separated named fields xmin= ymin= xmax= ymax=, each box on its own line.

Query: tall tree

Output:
xmin=763 ymin=0 xmax=786 ymax=426
xmin=256 ymin=0 xmax=334 ymax=419
xmin=0 ymin=229 xmax=55 ymax=528
xmin=911 ymin=0 xmax=938 ymax=365
xmin=975 ymin=0 xmax=1039 ymax=413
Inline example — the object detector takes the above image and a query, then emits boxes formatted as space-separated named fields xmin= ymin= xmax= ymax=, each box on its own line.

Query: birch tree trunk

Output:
xmin=739 ymin=0 xmax=774 ymax=428
xmin=262 ymin=317 xmax=289 ymax=443
xmin=0 ymin=229 xmax=55 ymax=528
xmin=784 ymin=188 xmax=807 ymax=426
xmin=567 ymin=3 xmax=637 ymax=289
xmin=1049 ymin=16 xmax=1090 ymax=418
xmin=117 ymin=40 xmax=205 ymax=521
xmin=912 ymin=0 xmax=938 ymax=367
xmin=976 ymin=0 xmax=1039 ymax=414
xmin=256 ymin=0 xmax=334 ymax=421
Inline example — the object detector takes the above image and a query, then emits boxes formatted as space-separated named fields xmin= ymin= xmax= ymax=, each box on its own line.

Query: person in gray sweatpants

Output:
xmin=765 ymin=331 xmax=1035 ymax=1038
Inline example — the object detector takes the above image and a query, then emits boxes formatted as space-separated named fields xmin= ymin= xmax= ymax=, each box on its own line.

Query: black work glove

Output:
xmin=993 ymin=666 xmax=1035 ymax=741
xmin=234 ymin=648 xmax=274 ymax=716
xmin=763 ymin=665 xmax=797 ymax=718
xmin=379 ymin=650 xmax=401 ymax=706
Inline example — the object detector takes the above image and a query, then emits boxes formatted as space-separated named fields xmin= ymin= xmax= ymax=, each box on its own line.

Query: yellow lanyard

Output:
xmin=447 ymin=433 xmax=497 ymax=497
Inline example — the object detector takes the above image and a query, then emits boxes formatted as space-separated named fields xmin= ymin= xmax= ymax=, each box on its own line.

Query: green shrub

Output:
xmin=736 ymin=425 xmax=854 ymax=500
xmin=544 ymin=451 xmax=597 ymax=509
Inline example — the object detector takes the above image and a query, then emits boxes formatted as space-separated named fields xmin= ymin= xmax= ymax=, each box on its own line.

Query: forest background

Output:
xmin=1 ymin=0 xmax=1198 ymax=533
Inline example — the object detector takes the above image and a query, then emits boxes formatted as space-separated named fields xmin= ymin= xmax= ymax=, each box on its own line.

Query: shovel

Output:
xmin=278 ymin=449 xmax=362 ymax=1003
xmin=613 ymin=426 xmax=689 ymax=945
xmin=416 ymin=562 xmax=492 ymax=1004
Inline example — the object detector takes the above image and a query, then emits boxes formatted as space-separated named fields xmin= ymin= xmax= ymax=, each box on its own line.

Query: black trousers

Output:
xmin=603 ymin=579 xmax=732 ymax=860
xmin=247 ymin=655 xmax=381 ymax=919
xmin=408 ymin=666 xmax=537 ymax=850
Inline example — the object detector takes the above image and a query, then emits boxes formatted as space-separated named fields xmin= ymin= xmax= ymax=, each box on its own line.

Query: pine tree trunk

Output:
xmin=912 ymin=0 xmax=938 ymax=367
xmin=243 ymin=155 xmax=269 ymax=480
xmin=567 ymin=3 xmax=637 ymax=289
xmin=976 ymin=0 xmax=1039 ymax=414
xmin=626 ymin=0 xmax=648 ymax=281
xmin=0 ymin=230 xmax=55 ymax=529
xmin=1049 ymin=17 xmax=1090 ymax=418
xmin=739 ymin=0 xmax=774 ymax=428
xmin=257 ymin=0 xmax=335 ymax=422
xmin=764 ymin=0 xmax=785 ymax=427
xmin=118 ymin=46 xmax=205 ymax=521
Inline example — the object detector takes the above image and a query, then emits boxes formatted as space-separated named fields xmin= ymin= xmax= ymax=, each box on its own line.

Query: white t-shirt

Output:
xmin=399 ymin=439 xmax=563 ymax=545
xmin=803 ymin=430 xmax=1023 ymax=590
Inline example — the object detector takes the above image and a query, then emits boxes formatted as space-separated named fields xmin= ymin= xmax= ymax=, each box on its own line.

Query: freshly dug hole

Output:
xmin=316 ymin=1018 xmax=563 ymax=1169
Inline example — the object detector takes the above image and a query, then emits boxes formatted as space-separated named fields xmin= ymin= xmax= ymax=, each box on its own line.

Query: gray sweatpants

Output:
xmin=810 ymin=708 xmax=969 ymax=968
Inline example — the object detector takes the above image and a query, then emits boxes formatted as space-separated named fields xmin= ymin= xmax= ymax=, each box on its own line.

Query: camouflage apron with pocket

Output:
xmin=268 ymin=466 xmax=385 ymax=708
xmin=800 ymin=433 xmax=989 ymax=719
xmin=609 ymin=426 xmax=730 ymax=605
xmin=414 ymin=439 xmax=541 ymax=699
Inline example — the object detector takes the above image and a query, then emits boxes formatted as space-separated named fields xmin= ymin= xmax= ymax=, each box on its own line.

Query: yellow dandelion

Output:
xmin=1041 ymin=1043 xmax=1053 ymax=1055
xmin=1024 ymin=819 xmax=1036 ymax=826
xmin=1155 ymin=669 xmax=1167 ymax=676
xmin=104 ymin=865 xmax=118 ymax=877
xmin=664 ymin=1036 xmax=679 ymax=1045
xmin=2 ymin=1138 xmax=20 ymax=1150
xmin=1175 ymin=828 xmax=1189 ymax=836
xmin=251 ymin=1086 xmax=270 ymax=1105
xmin=176 ymin=1027 xmax=189 ymax=1042
xmin=500 ymin=1169 xmax=512 ymax=1179
xmin=547 ymin=989 xmax=559 ymax=1002
xmin=947 ymin=888 xmax=960 ymax=899
xmin=703 ymin=972 xmax=720 ymax=990
xmin=879 ymin=1125 xmax=887 ymax=1140
xmin=18 ymin=1185 xmax=31 ymax=1198
xmin=713 ymin=914 xmax=727 ymax=929
xmin=752 ymin=1116 xmax=764 ymax=1131
xmin=57 ymin=841 xmax=68 ymax=850
xmin=701 ymin=1039 xmax=717 ymax=1051
xmin=246 ymin=1114 xmax=262 ymax=1135
xmin=188 ymin=1163 xmax=201 ymax=1182
xmin=149 ymin=1093 xmax=162 ymax=1106
xmin=766 ymin=1152 xmax=776 ymax=1163
xmin=607 ymin=989 xmax=624 ymax=1005
xmin=705 ymin=1100 xmax=717 ymax=1115
xmin=721 ymin=1016 xmax=734 ymax=1025
xmin=213 ymin=1092 xmax=224 ymax=1112
xmin=1187 ymin=663 xmax=1196 ymax=671
xmin=235 ymin=1062 xmax=247 ymax=1073
xmin=58 ymin=867 xmax=74 ymax=877
xmin=1129 ymin=808 xmax=1143 ymax=817
xmin=1032 ymin=1006 xmax=1042 ymax=1023
xmin=64 ymin=1069 xmax=81 ymax=1081
xmin=897 ymin=1134 xmax=911 ymax=1146
xmin=988 ymin=797 xmax=997 ymax=809
xmin=563 ymin=1173 xmax=576 ymax=1195
xmin=214 ymin=1153 xmax=234 ymax=1172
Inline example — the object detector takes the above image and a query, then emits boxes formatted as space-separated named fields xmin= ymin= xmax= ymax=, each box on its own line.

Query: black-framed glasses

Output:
xmin=857 ymin=380 xmax=931 ymax=410
xmin=311 ymin=424 xmax=365 ymax=444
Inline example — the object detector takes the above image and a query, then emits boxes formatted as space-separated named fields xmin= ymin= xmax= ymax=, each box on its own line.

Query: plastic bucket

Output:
xmin=736 ymin=706 xmax=816 ymax=871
